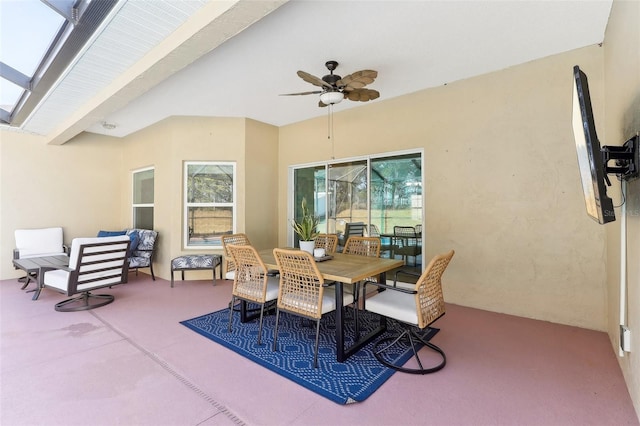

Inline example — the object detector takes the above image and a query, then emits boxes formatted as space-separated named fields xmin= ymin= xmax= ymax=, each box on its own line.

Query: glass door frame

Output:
xmin=288 ymin=148 xmax=425 ymax=265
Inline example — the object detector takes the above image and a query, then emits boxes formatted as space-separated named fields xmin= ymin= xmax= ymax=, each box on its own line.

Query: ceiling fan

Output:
xmin=281 ymin=60 xmax=380 ymax=107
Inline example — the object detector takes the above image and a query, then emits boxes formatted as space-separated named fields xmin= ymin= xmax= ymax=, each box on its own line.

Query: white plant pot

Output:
xmin=299 ymin=240 xmax=315 ymax=255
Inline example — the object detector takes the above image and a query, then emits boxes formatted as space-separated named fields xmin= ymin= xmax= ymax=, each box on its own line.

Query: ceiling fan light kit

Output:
xmin=319 ymin=91 xmax=344 ymax=105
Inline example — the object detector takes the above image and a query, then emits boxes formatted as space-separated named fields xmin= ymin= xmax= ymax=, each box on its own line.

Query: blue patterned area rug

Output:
xmin=180 ymin=306 xmax=437 ymax=404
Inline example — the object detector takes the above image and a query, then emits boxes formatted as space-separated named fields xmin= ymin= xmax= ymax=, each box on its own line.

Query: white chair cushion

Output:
xmin=279 ymin=290 xmax=350 ymax=315
xmin=225 ymin=271 xmax=236 ymax=280
xmin=42 ymin=269 xmax=71 ymax=291
xmin=15 ymin=227 xmax=64 ymax=258
xmin=265 ymin=276 xmax=280 ymax=301
xmin=43 ymin=269 xmax=124 ymax=292
xmin=366 ymin=288 xmax=418 ymax=326
xmin=323 ymin=287 xmax=355 ymax=307
xmin=235 ymin=275 xmax=279 ymax=301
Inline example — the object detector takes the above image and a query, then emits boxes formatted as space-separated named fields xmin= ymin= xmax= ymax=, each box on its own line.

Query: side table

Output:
xmin=12 ymin=254 xmax=70 ymax=300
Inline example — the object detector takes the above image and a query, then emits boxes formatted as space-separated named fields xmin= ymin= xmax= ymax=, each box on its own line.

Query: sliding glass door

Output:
xmin=369 ymin=153 xmax=422 ymax=236
xmin=291 ymin=151 xmax=423 ymax=264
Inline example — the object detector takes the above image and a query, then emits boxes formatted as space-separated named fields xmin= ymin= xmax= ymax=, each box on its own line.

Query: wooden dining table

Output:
xmin=258 ymin=249 xmax=404 ymax=362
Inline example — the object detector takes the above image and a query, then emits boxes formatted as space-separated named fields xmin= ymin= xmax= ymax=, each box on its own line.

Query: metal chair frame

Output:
xmin=227 ymin=244 xmax=279 ymax=345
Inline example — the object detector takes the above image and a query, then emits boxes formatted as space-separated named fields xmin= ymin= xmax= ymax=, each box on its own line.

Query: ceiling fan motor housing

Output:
xmin=323 ymin=60 xmax=341 ymax=87
xmin=322 ymin=74 xmax=342 ymax=86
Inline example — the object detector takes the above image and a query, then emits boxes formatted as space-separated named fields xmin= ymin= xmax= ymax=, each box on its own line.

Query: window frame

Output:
xmin=183 ymin=161 xmax=237 ymax=250
xmin=131 ymin=166 xmax=154 ymax=230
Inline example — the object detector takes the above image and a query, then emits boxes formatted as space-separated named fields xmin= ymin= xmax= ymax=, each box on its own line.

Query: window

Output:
xmin=132 ymin=167 xmax=154 ymax=229
xmin=184 ymin=162 xmax=236 ymax=248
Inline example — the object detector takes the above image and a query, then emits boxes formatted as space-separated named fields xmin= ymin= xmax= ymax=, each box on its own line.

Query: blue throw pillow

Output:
xmin=97 ymin=230 xmax=127 ymax=237
xmin=128 ymin=231 xmax=140 ymax=252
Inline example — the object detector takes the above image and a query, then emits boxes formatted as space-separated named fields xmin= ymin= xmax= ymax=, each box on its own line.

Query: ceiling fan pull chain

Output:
xmin=327 ymin=105 xmax=331 ymax=140
xmin=328 ymin=104 xmax=335 ymax=159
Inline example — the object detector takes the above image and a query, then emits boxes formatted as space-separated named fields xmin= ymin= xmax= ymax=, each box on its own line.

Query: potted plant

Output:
xmin=291 ymin=197 xmax=319 ymax=254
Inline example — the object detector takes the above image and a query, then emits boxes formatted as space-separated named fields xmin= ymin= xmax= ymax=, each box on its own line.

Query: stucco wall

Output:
xmin=118 ymin=116 xmax=279 ymax=280
xmin=1 ymin=116 xmax=279 ymax=282
xmin=279 ymin=46 xmax=609 ymax=331
xmin=603 ymin=0 xmax=640 ymax=418
xmin=0 ymin=131 xmax=123 ymax=279
xmin=244 ymin=118 xmax=280 ymax=250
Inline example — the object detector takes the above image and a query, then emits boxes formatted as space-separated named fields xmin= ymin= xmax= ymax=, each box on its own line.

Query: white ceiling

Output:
xmin=12 ymin=0 xmax=615 ymax=142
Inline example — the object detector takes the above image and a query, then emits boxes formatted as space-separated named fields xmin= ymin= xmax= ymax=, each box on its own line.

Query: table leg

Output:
xmin=335 ymin=282 xmax=345 ymax=361
xmin=239 ymin=300 xmax=263 ymax=323
xmin=32 ymin=281 xmax=43 ymax=301
xmin=335 ymin=276 xmax=388 ymax=363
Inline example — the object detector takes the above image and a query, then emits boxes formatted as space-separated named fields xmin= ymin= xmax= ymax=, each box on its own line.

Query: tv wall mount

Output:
xmin=602 ymin=134 xmax=640 ymax=185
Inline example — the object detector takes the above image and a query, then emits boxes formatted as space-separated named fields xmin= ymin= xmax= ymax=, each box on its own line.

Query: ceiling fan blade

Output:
xmin=337 ymin=70 xmax=378 ymax=90
xmin=297 ymin=70 xmax=333 ymax=89
xmin=279 ymin=90 xmax=323 ymax=96
xmin=345 ymin=88 xmax=380 ymax=102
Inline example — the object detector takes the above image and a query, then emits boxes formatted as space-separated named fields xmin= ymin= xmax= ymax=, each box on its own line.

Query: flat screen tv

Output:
xmin=572 ymin=65 xmax=615 ymax=224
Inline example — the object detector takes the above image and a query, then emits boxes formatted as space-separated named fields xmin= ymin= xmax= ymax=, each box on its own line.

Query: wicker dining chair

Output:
xmin=344 ymin=236 xmax=381 ymax=258
xmin=272 ymin=248 xmax=354 ymax=368
xmin=221 ymin=233 xmax=251 ymax=279
xmin=314 ymin=233 xmax=338 ymax=255
xmin=363 ymin=250 xmax=454 ymax=374
xmin=227 ymin=244 xmax=279 ymax=345
xmin=342 ymin=236 xmax=382 ymax=319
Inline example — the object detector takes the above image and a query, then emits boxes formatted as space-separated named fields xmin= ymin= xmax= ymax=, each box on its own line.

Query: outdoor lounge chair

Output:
xmin=13 ymin=227 xmax=67 ymax=289
xmin=37 ymin=236 xmax=130 ymax=312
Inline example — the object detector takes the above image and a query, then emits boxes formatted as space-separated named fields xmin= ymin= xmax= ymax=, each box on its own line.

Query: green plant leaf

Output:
xmin=291 ymin=197 xmax=319 ymax=241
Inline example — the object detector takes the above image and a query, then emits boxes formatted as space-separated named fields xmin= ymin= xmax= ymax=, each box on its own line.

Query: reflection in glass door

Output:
xmin=327 ymin=160 xmax=368 ymax=236
xmin=369 ymin=153 xmax=422 ymax=236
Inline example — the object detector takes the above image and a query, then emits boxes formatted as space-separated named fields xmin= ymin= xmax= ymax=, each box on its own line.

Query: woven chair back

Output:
xmin=394 ymin=225 xmax=417 ymax=237
xmin=314 ymin=234 xmax=338 ymax=254
xmin=273 ymin=248 xmax=325 ymax=319
xmin=344 ymin=236 xmax=381 ymax=258
xmin=227 ymin=244 xmax=270 ymax=304
xmin=414 ymin=250 xmax=454 ymax=329
xmin=221 ymin=233 xmax=251 ymax=274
